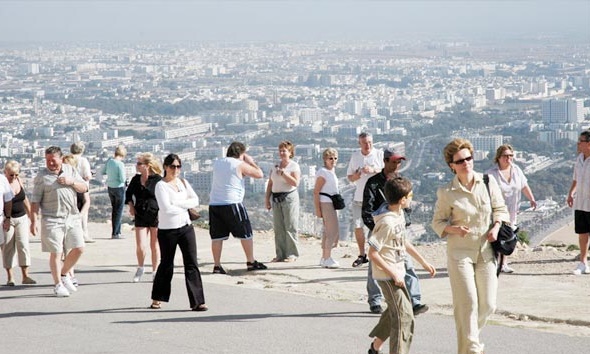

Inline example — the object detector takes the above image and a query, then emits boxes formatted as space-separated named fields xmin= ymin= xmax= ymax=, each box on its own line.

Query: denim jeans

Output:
xmin=368 ymin=257 xmax=422 ymax=308
xmin=108 ymin=187 xmax=125 ymax=237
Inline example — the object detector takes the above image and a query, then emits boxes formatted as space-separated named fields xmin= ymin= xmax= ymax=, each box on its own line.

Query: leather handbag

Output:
xmin=180 ymin=178 xmax=201 ymax=221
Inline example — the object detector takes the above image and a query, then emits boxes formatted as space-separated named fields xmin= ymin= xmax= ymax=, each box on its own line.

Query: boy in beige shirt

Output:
xmin=367 ymin=177 xmax=436 ymax=354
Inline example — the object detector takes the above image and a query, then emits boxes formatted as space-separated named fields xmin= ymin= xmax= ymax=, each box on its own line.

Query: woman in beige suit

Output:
xmin=432 ymin=138 xmax=508 ymax=354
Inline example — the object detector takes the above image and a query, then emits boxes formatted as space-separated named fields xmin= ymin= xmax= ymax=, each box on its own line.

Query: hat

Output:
xmin=384 ymin=148 xmax=405 ymax=161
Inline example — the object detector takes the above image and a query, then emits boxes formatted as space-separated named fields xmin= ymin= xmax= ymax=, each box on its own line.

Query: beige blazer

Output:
xmin=432 ymin=172 xmax=509 ymax=263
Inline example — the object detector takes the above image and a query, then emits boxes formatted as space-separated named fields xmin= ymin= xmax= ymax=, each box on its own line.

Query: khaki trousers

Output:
xmin=369 ymin=279 xmax=414 ymax=354
xmin=319 ymin=202 xmax=339 ymax=250
xmin=448 ymin=251 xmax=497 ymax=354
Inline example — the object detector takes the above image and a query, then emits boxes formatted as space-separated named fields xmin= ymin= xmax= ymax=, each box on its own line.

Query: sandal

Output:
xmin=149 ymin=302 xmax=161 ymax=309
xmin=270 ymin=257 xmax=282 ymax=263
xmin=192 ymin=304 xmax=208 ymax=312
xmin=247 ymin=260 xmax=267 ymax=271
xmin=213 ymin=265 xmax=227 ymax=274
xmin=284 ymin=256 xmax=298 ymax=263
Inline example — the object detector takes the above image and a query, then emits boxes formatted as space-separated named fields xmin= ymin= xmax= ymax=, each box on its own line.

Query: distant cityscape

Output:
xmin=0 ymin=38 xmax=589 ymax=244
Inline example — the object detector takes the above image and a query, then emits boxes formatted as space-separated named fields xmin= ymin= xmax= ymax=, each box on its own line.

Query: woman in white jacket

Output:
xmin=150 ymin=154 xmax=207 ymax=311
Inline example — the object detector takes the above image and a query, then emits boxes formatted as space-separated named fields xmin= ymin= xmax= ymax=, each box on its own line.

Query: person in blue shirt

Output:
xmin=101 ymin=145 xmax=127 ymax=239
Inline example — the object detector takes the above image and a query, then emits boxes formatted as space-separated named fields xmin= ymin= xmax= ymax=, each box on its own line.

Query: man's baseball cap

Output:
xmin=384 ymin=148 xmax=406 ymax=161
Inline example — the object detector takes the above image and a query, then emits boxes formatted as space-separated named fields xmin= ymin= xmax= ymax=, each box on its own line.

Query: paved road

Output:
xmin=1 ymin=261 xmax=588 ymax=354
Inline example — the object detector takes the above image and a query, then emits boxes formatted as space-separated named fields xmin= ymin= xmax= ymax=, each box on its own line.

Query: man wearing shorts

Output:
xmin=30 ymin=146 xmax=88 ymax=297
xmin=567 ymin=130 xmax=590 ymax=275
xmin=347 ymin=132 xmax=384 ymax=267
xmin=209 ymin=141 xmax=267 ymax=274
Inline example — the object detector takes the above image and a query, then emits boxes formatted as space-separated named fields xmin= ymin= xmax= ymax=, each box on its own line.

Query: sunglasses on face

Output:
xmin=168 ymin=164 xmax=182 ymax=169
xmin=8 ymin=173 xmax=18 ymax=177
xmin=452 ymin=156 xmax=473 ymax=165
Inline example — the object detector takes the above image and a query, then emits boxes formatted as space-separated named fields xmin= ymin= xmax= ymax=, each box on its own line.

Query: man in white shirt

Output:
xmin=346 ymin=132 xmax=384 ymax=268
xmin=567 ymin=130 xmax=590 ymax=275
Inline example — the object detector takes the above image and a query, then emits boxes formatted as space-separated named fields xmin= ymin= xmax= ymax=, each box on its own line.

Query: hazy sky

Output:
xmin=0 ymin=1 xmax=588 ymax=43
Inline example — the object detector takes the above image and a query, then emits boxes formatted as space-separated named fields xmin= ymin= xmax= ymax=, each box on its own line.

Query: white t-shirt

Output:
xmin=346 ymin=148 xmax=384 ymax=202
xmin=486 ymin=164 xmax=528 ymax=224
xmin=270 ymin=160 xmax=300 ymax=193
xmin=573 ymin=153 xmax=590 ymax=212
xmin=75 ymin=155 xmax=92 ymax=186
xmin=316 ymin=167 xmax=339 ymax=203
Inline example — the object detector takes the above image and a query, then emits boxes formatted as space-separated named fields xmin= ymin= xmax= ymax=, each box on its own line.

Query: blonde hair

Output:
xmin=62 ymin=154 xmax=78 ymax=167
xmin=494 ymin=144 xmax=514 ymax=165
xmin=4 ymin=160 xmax=20 ymax=173
xmin=322 ymin=148 xmax=338 ymax=161
xmin=137 ymin=152 xmax=163 ymax=175
xmin=115 ymin=145 xmax=127 ymax=158
xmin=443 ymin=138 xmax=474 ymax=172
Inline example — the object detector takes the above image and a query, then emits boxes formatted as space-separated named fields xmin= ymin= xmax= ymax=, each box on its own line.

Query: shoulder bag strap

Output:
xmin=484 ymin=174 xmax=503 ymax=276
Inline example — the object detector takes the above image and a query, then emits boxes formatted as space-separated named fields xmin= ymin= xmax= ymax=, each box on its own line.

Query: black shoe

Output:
xmin=413 ymin=304 xmax=429 ymax=316
xmin=368 ymin=342 xmax=381 ymax=354
xmin=247 ymin=260 xmax=267 ymax=271
xmin=212 ymin=265 xmax=227 ymax=275
xmin=370 ymin=305 xmax=383 ymax=314
xmin=352 ymin=255 xmax=369 ymax=267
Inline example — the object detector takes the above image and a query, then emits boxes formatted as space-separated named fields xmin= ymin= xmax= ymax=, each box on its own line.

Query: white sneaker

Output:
xmin=323 ymin=257 xmax=340 ymax=269
xmin=319 ymin=258 xmax=326 ymax=267
xmin=501 ymin=264 xmax=514 ymax=273
xmin=61 ymin=274 xmax=77 ymax=292
xmin=54 ymin=283 xmax=70 ymax=297
xmin=133 ymin=267 xmax=145 ymax=283
xmin=573 ymin=262 xmax=590 ymax=275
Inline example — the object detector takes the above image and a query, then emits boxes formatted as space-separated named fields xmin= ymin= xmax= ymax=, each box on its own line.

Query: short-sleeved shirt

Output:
xmin=486 ymin=163 xmax=528 ymax=224
xmin=573 ymin=153 xmax=590 ymax=212
xmin=270 ymin=160 xmax=300 ymax=193
xmin=74 ymin=155 xmax=92 ymax=186
xmin=346 ymin=149 xmax=384 ymax=202
xmin=31 ymin=164 xmax=85 ymax=218
xmin=316 ymin=167 xmax=339 ymax=203
xmin=367 ymin=208 xmax=406 ymax=281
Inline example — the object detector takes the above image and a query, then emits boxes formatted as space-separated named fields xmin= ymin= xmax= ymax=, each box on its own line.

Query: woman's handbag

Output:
xmin=188 ymin=208 xmax=201 ymax=221
xmin=180 ymin=179 xmax=201 ymax=221
xmin=492 ymin=221 xmax=518 ymax=256
xmin=320 ymin=192 xmax=346 ymax=210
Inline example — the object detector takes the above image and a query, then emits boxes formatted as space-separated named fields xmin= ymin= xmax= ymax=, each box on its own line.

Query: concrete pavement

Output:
xmin=1 ymin=222 xmax=589 ymax=353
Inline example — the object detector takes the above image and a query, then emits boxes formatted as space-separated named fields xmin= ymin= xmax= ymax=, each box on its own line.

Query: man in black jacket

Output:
xmin=362 ymin=148 xmax=428 ymax=316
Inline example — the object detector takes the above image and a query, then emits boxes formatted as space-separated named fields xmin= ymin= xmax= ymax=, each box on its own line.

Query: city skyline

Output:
xmin=0 ymin=1 xmax=588 ymax=43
